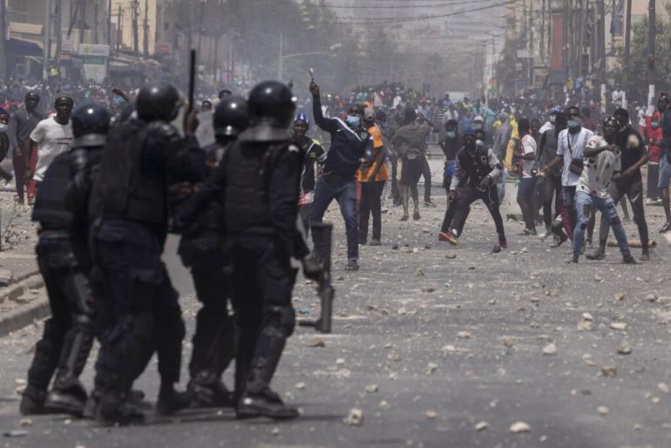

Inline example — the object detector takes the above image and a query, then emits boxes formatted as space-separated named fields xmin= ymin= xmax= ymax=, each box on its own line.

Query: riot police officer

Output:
xmin=91 ymin=82 xmax=204 ymax=424
xmin=174 ymin=80 xmax=303 ymax=419
xmin=20 ymin=103 xmax=110 ymax=417
xmin=179 ymin=96 xmax=249 ymax=407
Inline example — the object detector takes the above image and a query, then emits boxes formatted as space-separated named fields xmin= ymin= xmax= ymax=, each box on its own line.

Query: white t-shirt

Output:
xmin=520 ymin=134 xmax=537 ymax=178
xmin=578 ymin=135 xmax=621 ymax=198
xmin=29 ymin=116 xmax=73 ymax=182
xmin=557 ymin=127 xmax=594 ymax=187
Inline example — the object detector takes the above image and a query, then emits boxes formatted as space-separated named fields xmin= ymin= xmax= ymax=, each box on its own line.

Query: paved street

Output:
xmin=0 ymin=186 xmax=671 ymax=448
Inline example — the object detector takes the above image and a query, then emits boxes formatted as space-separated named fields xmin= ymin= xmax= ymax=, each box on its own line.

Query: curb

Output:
xmin=0 ymin=273 xmax=48 ymax=338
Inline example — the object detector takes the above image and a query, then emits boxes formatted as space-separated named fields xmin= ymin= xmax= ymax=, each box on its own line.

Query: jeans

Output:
xmin=573 ymin=191 xmax=631 ymax=261
xmin=311 ymin=172 xmax=358 ymax=261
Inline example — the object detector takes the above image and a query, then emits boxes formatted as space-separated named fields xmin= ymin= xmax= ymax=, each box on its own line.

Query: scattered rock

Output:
xmin=422 ymin=287 xmax=436 ymax=293
xmin=444 ymin=252 xmax=457 ymax=259
xmin=426 ymin=362 xmax=438 ymax=375
xmin=19 ymin=418 xmax=32 ymax=427
xmin=600 ymin=365 xmax=617 ymax=377
xmin=272 ymin=427 xmax=281 ymax=436
xmin=577 ymin=321 xmax=595 ymax=331
xmin=617 ymin=339 xmax=632 ymax=355
xmin=646 ymin=293 xmax=658 ymax=303
xmin=335 ymin=358 xmax=346 ymax=366
xmin=610 ymin=322 xmax=627 ymax=331
xmin=379 ymin=400 xmax=390 ymax=409
xmin=582 ymin=313 xmax=594 ymax=321
xmin=457 ymin=331 xmax=472 ymax=339
xmin=594 ymin=274 xmax=604 ymax=283
xmin=364 ymin=384 xmax=379 ymax=393
xmin=658 ymin=383 xmax=669 ymax=394
xmin=344 ymin=408 xmax=364 ymax=426
xmin=425 ymin=410 xmax=437 ymax=419
xmin=414 ymin=269 xmax=425 ymax=277
xmin=613 ymin=292 xmax=625 ymax=301
xmin=309 ymin=339 xmax=326 ymax=348
xmin=597 ymin=406 xmax=609 ymax=415
xmin=542 ymin=343 xmax=557 ymax=355
xmin=510 ymin=421 xmax=531 ymax=433
xmin=475 ymin=421 xmax=489 ymax=431
xmin=0 ymin=269 xmax=13 ymax=287
xmin=294 ymin=382 xmax=306 ymax=390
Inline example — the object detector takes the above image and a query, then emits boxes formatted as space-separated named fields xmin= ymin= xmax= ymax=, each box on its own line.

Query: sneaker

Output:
xmin=345 ymin=259 xmax=360 ymax=271
xmin=658 ymin=222 xmax=671 ymax=233
xmin=586 ymin=250 xmax=605 ymax=260
xmin=550 ymin=232 xmax=568 ymax=248
xmin=424 ymin=200 xmax=436 ymax=208
xmin=640 ymin=251 xmax=650 ymax=261
xmin=156 ymin=389 xmax=191 ymax=417
xmin=439 ymin=231 xmax=458 ymax=245
xmin=413 ymin=210 xmax=421 ymax=220
xmin=492 ymin=236 xmax=507 ymax=253
xmin=369 ymin=239 xmax=381 ymax=246
xmin=400 ymin=214 xmax=409 ymax=222
xmin=566 ymin=258 xmax=579 ymax=264
xmin=623 ymin=256 xmax=638 ymax=264
xmin=519 ymin=228 xmax=537 ymax=236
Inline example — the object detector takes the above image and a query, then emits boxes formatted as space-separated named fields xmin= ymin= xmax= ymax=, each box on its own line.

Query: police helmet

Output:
xmin=214 ymin=95 xmax=249 ymax=138
xmin=136 ymin=82 xmax=182 ymax=122
xmin=240 ymin=80 xmax=296 ymax=142
xmin=72 ymin=103 xmax=111 ymax=148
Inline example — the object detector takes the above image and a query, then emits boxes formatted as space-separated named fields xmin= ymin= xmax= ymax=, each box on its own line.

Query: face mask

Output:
xmin=473 ymin=123 xmax=483 ymax=130
xmin=345 ymin=115 xmax=360 ymax=127
xmin=0 ymin=123 xmax=7 ymax=133
xmin=464 ymin=140 xmax=476 ymax=150
xmin=476 ymin=139 xmax=484 ymax=147
xmin=446 ymin=131 xmax=456 ymax=138
xmin=652 ymin=121 xmax=660 ymax=128
xmin=567 ymin=119 xmax=580 ymax=129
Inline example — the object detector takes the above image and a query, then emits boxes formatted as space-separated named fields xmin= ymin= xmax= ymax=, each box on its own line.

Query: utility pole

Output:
xmin=80 ymin=0 xmax=87 ymax=44
xmin=94 ymin=0 xmax=99 ymax=44
xmin=623 ymin=0 xmax=632 ymax=91
xmin=132 ymin=0 xmax=139 ymax=54
xmin=55 ymin=0 xmax=62 ymax=76
xmin=0 ymin=0 xmax=6 ymax=80
xmin=648 ymin=0 xmax=656 ymax=107
xmin=143 ymin=0 xmax=149 ymax=56
xmin=44 ymin=0 xmax=52 ymax=81
xmin=278 ymin=33 xmax=283 ymax=81
xmin=117 ymin=4 xmax=122 ymax=52
xmin=107 ymin=0 xmax=112 ymax=50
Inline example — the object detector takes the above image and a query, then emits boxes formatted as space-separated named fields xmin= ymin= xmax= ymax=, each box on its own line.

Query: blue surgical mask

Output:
xmin=476 ymin=139 xmax=484 ymax=147
xmin=345 ymin=115 xmax=360 ymax=127
xmin=652 ymin=121 xmax=660 ymax=128
xmin=567 ymin=119 xmax=580 ymax=129
xmin=446 ymin=131 xmax=456 ymax=138
xmin=0 ymin=123 xmax=7 ymax=133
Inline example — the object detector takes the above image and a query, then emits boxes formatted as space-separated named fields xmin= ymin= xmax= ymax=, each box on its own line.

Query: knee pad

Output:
xmin=264 ymin=305 xmax=296 ymax=337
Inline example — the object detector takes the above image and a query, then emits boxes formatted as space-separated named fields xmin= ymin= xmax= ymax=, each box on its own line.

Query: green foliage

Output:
xmin=617 ymin=15 xmax=671 ymax=101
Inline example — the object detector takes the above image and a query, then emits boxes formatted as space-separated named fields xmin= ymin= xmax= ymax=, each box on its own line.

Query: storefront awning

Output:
xmin=6 ymin=38 xmax=43 ymax=57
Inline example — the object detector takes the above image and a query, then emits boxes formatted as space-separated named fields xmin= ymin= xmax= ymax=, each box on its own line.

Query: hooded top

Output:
xmin=392 ymin=121 xmax=431 ymax=159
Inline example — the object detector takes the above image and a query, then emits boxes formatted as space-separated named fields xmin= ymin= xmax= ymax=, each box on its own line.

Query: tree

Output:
xmin=616 ymin=11 xmax=671 ymax=103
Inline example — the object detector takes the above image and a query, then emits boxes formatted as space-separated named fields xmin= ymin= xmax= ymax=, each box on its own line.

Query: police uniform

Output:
xmin=91 ymin=83 xmax=204 ymax=424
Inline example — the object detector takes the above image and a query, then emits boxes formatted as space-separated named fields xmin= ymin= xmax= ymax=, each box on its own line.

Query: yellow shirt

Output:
xmin=357 ymin=125 xmax=390 ymax=182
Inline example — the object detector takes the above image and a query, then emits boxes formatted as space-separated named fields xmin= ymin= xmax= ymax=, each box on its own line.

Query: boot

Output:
xmin=400 ymin=185 xmax=409 ymax=221
xmin=20 ymin=338 xmax=61 ymax=415
xmin=237 ymin=387 xmax=299 ymax=420
xmin=95 ymin=372 xmax=145 ymax=425
xmin=45 ymin=326 xmax=94 ymax=416
xmin=188 ymin=370 xmax=234 ymax=408
xmin=586 ymin=240 xmax=606 ymax=260
xmin=236 ymin=313 xmax=297 ymax=420
xmin=156 ymin=381 xmax=191 ymax=417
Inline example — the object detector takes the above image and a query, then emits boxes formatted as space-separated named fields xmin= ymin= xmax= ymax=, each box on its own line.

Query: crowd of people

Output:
xmin=4 ymin=72 xmax=670 ymax=428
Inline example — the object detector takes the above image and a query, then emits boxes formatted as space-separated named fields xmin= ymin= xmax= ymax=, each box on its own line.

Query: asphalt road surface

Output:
xmin=1 ymin=191 xmax=671 ymax=448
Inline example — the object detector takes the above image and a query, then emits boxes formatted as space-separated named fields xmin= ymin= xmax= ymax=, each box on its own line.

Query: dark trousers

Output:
xmin=92 ymin=221 xmax=184 ymax=404
xmin=421 ymin=155 xmax=432 ymax=202
xmin=358 ymin=180 xmax=385 ymax=242
xmin=188 ymin=248 xmax=235 ymax=379
xmin=599 ymin=178 xmax=649 ymax=247
xmin=229 ymin=233 xmax=297 ymax=398
xmin=647 ymin=164 xmax=660 ymax=199
xmin=542 ymin=175 xmax=563 ymax=228
xmin=450 ymin=185 xmax=505 ymax=240
xmin=311 ymin=173 xmax=358 ymax=261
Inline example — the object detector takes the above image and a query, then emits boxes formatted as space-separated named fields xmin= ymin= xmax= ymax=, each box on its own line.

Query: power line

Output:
xmin=330 ymin=0 xmax=519 ymax=25
xmin=283 ymin=0 xmax=495 ymax=9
